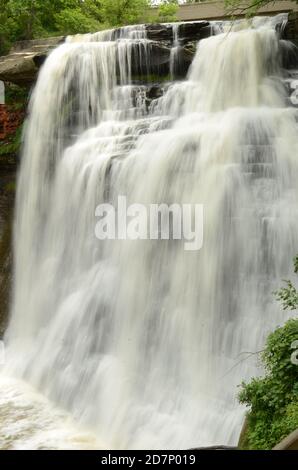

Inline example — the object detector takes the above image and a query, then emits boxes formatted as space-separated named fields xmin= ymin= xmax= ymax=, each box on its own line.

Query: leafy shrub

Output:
xmin=158 ymin=0 xmax=178 ymax=23
xmin=54 ymin=8 xmax=102 ymax=36
xmin=238 ymin=257 xmax=298 ymax=449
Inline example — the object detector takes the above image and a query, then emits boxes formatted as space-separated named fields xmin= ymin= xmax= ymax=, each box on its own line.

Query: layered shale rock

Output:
xmin=0 ymin=22 xmax=214 ymax=86
xmin=0 ymin=37 xmax=64 ymax=86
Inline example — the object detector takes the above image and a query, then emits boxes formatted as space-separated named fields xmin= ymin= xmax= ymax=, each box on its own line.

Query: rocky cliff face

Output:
xmin=0 ymin=105 xmax=24 ymax=143
xmin=0 ymin=15 xmax=297 ymax=86
xmin=0 ymin=92 xmax=26 ymax=337
xmin=0 ymin=37 xmax=65 ymax=86
xmin=283 ymin=11 xmax=298 ymax=47
xmin=0 ymin=178 xmax=14 ymax=337
xmin=0 ymin=23 xmax=213 ymax=86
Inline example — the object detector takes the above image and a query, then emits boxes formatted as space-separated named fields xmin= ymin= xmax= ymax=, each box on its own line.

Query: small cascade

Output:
xmin=170 ymin=23 xmax=181 ymax=79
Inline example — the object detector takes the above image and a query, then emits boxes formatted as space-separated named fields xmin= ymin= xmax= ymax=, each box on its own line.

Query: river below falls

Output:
xmin=0 ymin=375 xmax=103 ymax=450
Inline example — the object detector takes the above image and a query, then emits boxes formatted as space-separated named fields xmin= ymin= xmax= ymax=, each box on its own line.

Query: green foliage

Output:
xmin=0 ymin=0 xmax=154 ymax=56
xmin=0 ymin=175 xmax=15 ymax=339
xmin=54 ymin=8 xmax=102 ymax=36
xmin=0 ymin=1 xmax=80 ymax=54
xmin=100 ymin=0 xmax=150 ymax=27
xmin=4 ymin=83 xmax=28 ymax=108
xmin=158 ymin=0 xmax=179 ymax=23
xmin=4 ymin=181 xmax=16 ymax=193
xmin=238 ymin=256 xmax=298 ymax=449
xmin=131 ymin=72 xmax=171 ymax=83
xmin=275 ymin=256 xmax=298 ymax=310
xmin=239 ymin=319 xmax=298 ymax=449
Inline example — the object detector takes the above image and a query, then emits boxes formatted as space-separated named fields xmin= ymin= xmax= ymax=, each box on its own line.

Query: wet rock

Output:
xmin=280 ymin=40 xmax=298 ymax=70
xmin=10 ymin=37 xmax=65 ymax=53
xmin=145 ymin=24 xmax=173 ymax=42
xmin=130 ymin=42 xmax=171 ymax=76
xmin=0 ymin=22 xmax=211 ymax=86
xmin=145 ymin=21 xmax=210 ymax=43
xmin=180 ymin=45 xmax=196 ymax=75
xmin=281 ymin=11 xmax=298 ymax=46
xmin=0 ymin=54 xmax=39 ymax=86
xmin=147 ymin=85 xmax=164 ymax=101
xmin=0 ymin=176 xmax=15 ymax=338
xmin=178 ymin=21 xmax=210 ymax=43
xmin=196 ymin=25 xmax=213 ymax=41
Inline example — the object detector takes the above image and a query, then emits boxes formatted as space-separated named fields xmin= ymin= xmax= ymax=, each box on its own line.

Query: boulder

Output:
xmin=0 ymin=37 xmax=65 ymax=86
xmin=273 ymin=429 xmax=298 ymax=450
xmin=0 ymin=53 xmax=39 ymax=86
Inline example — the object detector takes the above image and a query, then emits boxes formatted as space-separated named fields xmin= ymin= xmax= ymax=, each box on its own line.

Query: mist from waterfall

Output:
xmin=2 ymin=15 xmax=298 ymax=449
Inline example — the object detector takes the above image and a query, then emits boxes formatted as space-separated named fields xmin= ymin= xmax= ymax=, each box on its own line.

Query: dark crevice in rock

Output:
xmin=0 ymin=175 xmax=15 ymax=338
xmin=281 ymin=11 xmax=298 ymax=46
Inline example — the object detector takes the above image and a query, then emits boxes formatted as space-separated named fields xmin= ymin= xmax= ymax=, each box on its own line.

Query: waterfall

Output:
xmin=3 ymin=16 xmax=298 ymax=449
xmin=170 ymin=23 xmax=181 ymax=79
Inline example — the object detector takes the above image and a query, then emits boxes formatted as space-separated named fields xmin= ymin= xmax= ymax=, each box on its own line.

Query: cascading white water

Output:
xmin=170 ymin=23 xmax=181 ymax=79
xmin=2 ymin=16 xmax=298 ymax=449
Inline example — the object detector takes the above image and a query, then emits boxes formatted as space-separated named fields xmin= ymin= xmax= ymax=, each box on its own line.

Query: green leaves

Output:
xmin=238 ymin=317 xmax=298 ymax=448
xmin=275 ymin=280 xmax=298 ymax=311
xmin=100 ymin=0 xmax=150 ymax=28
xmin=54 ymin=8 xmax=102 ymax=36
xmin=238 ymin=256 xmax=298 ymax=449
